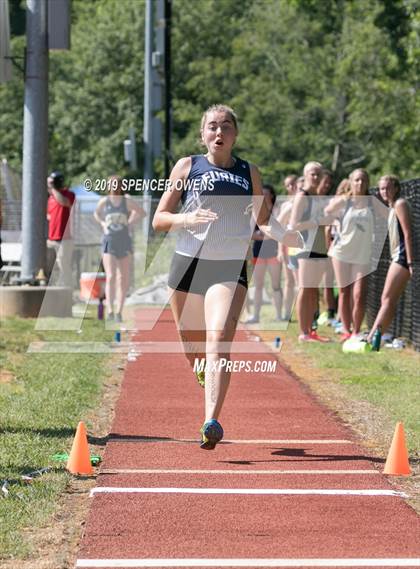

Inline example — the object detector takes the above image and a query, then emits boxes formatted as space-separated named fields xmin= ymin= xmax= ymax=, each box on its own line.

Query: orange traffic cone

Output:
xmin=383 ymin=422 xmax=411 ymax=476
xmin=66 ymin=421 xmax=93 ymax=475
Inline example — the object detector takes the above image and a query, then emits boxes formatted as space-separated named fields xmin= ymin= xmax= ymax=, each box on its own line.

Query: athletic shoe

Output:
xmin=298 ymin=333 xmax=315 ymax=343
xmin=351 ymin=332 xmax=368 ymax=342
xmin=200 ymin=419 xmax=224 ymax=450
xmin=309 ymin=331 xmax=330 ymax=343
xmin=195 ymin=369 xmax=205 ymax=388
xmin=245 ymin=317 xmax=260 ymax=324
xmin=339 ymin=332 xmax=352 ymax=343
xmin=115 ymin=313 xmax=122 ymax=323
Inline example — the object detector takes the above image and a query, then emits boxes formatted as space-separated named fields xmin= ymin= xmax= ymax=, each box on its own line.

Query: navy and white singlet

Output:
xmin=175 ymin=155 xmax=254 ymax=261
xmin=388 ymin=205 xmax=410 ymax=269
xmin=101 ymin=197 xmax=132 ymax=259
xmin=168 ymin=155 xmax=254 ymax=294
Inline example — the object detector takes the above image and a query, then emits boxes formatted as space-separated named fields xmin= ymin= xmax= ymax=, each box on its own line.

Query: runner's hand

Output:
xmin=185 ymin=208 xmax=218 ymax=227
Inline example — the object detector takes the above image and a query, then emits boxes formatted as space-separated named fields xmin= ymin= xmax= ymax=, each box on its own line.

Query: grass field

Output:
xmin=0 ymin=312 xmax=115 ymax=558
xmin=249 ymin=304 xmax=420 ymax=454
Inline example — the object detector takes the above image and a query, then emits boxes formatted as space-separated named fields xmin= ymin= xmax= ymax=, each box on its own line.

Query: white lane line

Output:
xmin=28 ymin=340 xmax=280 ymax=354
xmin=101 ymin=468 xmax=379 ymax=475
xmin=76 ymin=558 xmax=420 ymax=567
xmin=90 ymin=487 xmax=407 ymax=498
xmin=107 ymin=438 xmax=353 ymax=444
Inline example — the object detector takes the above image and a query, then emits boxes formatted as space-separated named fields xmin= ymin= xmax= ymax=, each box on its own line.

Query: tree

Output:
xmin=1 ymin=0 xmax=418 ymax=188
xmin=49 ymin=0 xmax=145 ymax=183
xmin=0 ymin=35 xmax=25 ymax=171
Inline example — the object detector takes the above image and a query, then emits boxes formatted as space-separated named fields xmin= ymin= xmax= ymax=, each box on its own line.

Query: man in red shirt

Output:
xmin=46 ymin=171 xmax=75 ymax=287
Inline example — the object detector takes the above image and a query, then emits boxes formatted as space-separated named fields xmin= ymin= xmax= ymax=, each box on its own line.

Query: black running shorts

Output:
xmin=168 ymin=253 xmax=248 ymax=295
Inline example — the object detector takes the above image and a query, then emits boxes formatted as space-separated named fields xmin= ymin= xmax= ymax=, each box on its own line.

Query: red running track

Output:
xmin=76 ymin=308 xmax=420 ymax=568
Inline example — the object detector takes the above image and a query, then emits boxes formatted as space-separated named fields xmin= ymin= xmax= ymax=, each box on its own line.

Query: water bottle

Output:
xmin=371 ymin=328 xmax=382 ymax=352
xmin=37 ymin=269 xmax=47 ymax=286
xmin=97 ymin=298 xmax=104 ymax=320
xmin=274 ymin=336 xmax=281 ymax=349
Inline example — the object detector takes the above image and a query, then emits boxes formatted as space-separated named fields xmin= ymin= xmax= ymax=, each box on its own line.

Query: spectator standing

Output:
xmin=367 ymin=175 xmax=413 ymax=346
xmin=289 ymin=161 xmax=332 ymax=342
xmin=326 ymin=169 xmax=374 ymax=340
xmin=315 ymin=170 xmax=336 ymax=325
xmin=277 ymin=174 xmax=298 ymax=320
xmin=94 ymin=175 xmax=145 ymax=323
xmin=46 ymin=171 xmax=75 ymax=288
xmin=247 ymin=184 xmax=283 ymax=324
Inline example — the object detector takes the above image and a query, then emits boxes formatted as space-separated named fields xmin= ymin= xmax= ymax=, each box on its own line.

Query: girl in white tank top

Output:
xmin=324 ymin=169 xmax=372 ymax=340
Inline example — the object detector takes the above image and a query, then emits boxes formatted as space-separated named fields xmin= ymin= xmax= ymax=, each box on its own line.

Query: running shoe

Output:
xmin=351 ymin=332 xmax=368 ymax=342
xmin=382 ymin=333 xmax=393 ymax=343
xmin=298 ymin=333 xmax=315 ymax=343
xmin=309 ymin=331 xmax=330 ymax=343
xmin=334 ymin=322 xmax=344 ymax=334
xmin=195 ymin=369 xmax=205 ymax=388
xmin=200 ymin=419 xmax=224 ymax=450
xmin=391 ymin=338 xmax=405 ymax=350
xmin=245 ymin=317 xmax=260 ymax=324
xmin=339 ymin=332 xmax=352 ymax=343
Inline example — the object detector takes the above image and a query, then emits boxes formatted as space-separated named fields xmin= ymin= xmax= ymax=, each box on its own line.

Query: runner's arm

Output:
xmin=152 ymin=157 xmax=218 ymax=232
xmin=250 ymin=165 xmax=303 ymax=247
xmin=126 ymin=197 xmax=146 ymax=226
xmin=324 ymin=195 xmax=345 ymax=216
xmin=94 ymin=198 xmax=107 ymax=228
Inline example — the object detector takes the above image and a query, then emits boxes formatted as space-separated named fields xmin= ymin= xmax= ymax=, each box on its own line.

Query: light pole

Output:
xmin=20 ymin=0 xmax=49 ymax=282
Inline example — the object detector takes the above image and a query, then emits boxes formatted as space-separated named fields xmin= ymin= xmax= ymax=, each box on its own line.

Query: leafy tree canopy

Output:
xmin=2 ymin=0 xmax=418 ymax=191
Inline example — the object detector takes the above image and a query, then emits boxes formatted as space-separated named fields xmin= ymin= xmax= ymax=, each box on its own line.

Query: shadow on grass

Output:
xmin=87 ymin=433 xmax=175 ymax=446
xmin=0 ymin=428 xmax=181 ymax=446
xmin=0 ymin=426 xmax=75 ymax=438
xmin=0 ymin=465 xmax=66 ymax=483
